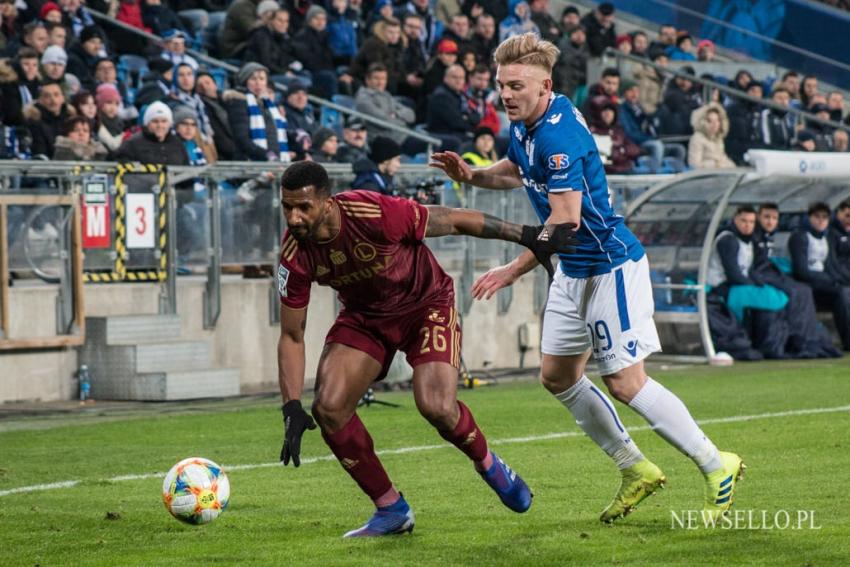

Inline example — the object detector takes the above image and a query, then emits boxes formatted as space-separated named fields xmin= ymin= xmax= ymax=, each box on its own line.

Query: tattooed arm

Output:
xmin=424 ymin=206 xmax=523 ymax=241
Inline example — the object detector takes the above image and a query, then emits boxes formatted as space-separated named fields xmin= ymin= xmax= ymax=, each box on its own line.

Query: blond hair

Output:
xmin=493 ymin=33 xmax=560 ymax=74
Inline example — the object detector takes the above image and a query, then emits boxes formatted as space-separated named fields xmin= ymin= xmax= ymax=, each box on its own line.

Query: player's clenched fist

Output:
xmin=429 ymin=151 xmax=474 ymax=183
xmin=281 ymin=400 xmax=317 ymax=467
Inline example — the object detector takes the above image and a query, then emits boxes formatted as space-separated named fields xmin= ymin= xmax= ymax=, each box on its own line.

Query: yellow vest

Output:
xmin=453 ymin=153 xmax=494 ymax=204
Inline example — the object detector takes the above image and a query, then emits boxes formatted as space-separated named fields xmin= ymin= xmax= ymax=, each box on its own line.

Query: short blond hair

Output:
xmin=493 ymin=33 xmax=560 ymax=74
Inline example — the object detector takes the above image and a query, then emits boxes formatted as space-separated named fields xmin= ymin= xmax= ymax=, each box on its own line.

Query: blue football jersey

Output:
xmin=506 ymin=94 xmax=644 ymax=278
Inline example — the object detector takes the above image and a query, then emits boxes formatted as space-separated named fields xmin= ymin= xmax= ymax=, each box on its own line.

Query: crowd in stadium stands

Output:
xmin=0 ymin=0 xmax=847 ymax=183
xmin=707 ymin=200 xmax=850 ymax=360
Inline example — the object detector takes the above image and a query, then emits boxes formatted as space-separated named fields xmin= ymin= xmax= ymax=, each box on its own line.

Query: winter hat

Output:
xmin=796 ymin=129 xmax=816 ymax=143
xmin=810 ymin=103 xmax=829 ymax=115
xmin=143 ymin=101 xmax=173 ymax=126
xmin=305 ymin=5 xmax=327 ymax=24
xmin=285 ymin=80 xmax=308 ymax=96
xmin=80 ymin=26 xmax=102 ymax=45
xmin=256 ymin=0 xmax=280 ymax=17
xmin=369 ymin=136 xmax=402 ymax=164
xmin=39 ymin=2 xmax=61 ymax=19
xmin=374 ymin=0 xmax=392 ymax=13
xmin=95 ymin=83 xmax=122 ymax=107
xmin=473 ymin=127 xmax=495 ymax=141
xmin=620 ymin=79 xmax=638 ymax=94
xmin=436 ymin=39 xmax=459 ymax=54
xmin=312 ymin=127 xmax=337 ymax=149
xmin=172 ymin=105 xmax=198 ymax=125
xmin=345 ymin=117 xmax=367 ymax=130
xmin=161 ymin=29 xmax=188 ymax=41
xmin=148 ymin=58 xmax=174 ymax=74
xmin=41 ymin=45 xmax=68 ymax=66
xmin=598 ymin=2 xmax=615 ymax=15
xmin=236 ymin=62 xmax=269 ymax=86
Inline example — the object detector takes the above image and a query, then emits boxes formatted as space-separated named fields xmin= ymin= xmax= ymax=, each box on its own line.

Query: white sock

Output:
xmin=629 ymin=377 xmax=722 ymax=474
xmin=555 ymin=376 xmax=644 ymax=470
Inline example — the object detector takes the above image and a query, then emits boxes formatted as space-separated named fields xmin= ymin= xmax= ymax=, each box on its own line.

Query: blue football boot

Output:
xmin=343 ymin=494 xmax=415 ymax=538
xmin=478 ymin=451 xmax=533 ymax=513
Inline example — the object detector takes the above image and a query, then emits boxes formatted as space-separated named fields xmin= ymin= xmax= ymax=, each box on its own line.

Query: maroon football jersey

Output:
xmin=278 ymin=190 xmax=455 ymax=315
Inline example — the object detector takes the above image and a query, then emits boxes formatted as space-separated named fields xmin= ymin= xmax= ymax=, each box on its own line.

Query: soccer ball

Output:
xmin=162 ymin=457 xmax=230 ymax=525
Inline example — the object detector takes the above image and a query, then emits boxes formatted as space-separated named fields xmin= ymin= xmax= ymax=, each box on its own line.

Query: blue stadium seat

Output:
xmin=320 ymin=106 xmax=344 ymax=136
xmin=208 ymin=67 xmax=228 ymax=92
xmin=117 ymin=54 xmax=148 ymax=88
xmin=332 ymin=94 xmax=355 ymax=109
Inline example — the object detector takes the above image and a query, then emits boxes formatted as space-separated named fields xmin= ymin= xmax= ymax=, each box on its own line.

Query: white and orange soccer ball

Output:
xmin=162 ymin=457 xmax=230 ymax=525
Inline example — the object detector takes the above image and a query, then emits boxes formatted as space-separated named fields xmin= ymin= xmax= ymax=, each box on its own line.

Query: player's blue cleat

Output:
xmin=478 ymin=452 xmax=533 ymax=513
xmin=343 ymin=494 xmax=415 ymax=538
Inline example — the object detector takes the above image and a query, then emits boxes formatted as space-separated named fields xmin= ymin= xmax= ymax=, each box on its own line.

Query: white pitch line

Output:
xmin=2 ymin=404 xmax=849 ymax=498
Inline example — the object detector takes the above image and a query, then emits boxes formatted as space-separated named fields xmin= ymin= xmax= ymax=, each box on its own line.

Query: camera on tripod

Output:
xmin=399 ymin=176 xmax=444 ymax=205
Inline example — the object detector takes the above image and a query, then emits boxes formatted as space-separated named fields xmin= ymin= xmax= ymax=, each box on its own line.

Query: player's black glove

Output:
xmin=280 ymin=400 xmax=316 ymax=467
xmin=520 ymin=223 xmax=579 ymax=279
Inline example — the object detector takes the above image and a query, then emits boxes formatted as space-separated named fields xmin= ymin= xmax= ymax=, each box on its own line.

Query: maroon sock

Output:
xmin=321 ymin=413 xmax=393 ymax=501
xmin=438 ymin=401 xmax=489 ymax=462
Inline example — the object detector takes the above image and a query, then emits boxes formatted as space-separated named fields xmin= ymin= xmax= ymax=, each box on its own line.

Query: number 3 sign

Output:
xmin=125 ymin=193 xmax=156 ymax=249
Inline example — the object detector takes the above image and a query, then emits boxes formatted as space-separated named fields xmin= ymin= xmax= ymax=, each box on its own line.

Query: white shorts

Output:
xmin=541 ymin=256 xmax=661 ymax=375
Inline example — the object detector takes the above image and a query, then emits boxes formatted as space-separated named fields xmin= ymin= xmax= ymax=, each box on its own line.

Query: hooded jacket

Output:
xmin=688 ymin=103 xmax=735 ymax=169
xmin=499 ymin=0 xmax=539 ymax=43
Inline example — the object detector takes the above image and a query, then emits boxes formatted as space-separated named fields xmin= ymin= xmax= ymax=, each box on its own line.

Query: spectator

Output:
xmin=461 ymin=0 xmax=508 ymax=24
xmin=834 ymin=129 xmax=849 ymax=152
xmin=366 ymin=0 xmax=395 ymax=34
xmin=793 ymin=129 xmax=817 ymax=151
xmin=398 ymin=14 xmax=427 ymax=104
xmin=93 ymin=58 xmax=136 ymax=121
xmin=649 ymin=23 xmax=676 ymax=54
xmin=46 ymin=22 xmax=68 ymax=49
xmin=282 ymin=80 xmax=317 ymax=136
xmin=580 ymin=1 xmax=615 ymax=57
xmin=351 ymin=18 xmax=406 ymax=94
xmin=587 ymin=95 xmax=640 ymax=174
xmin=657 ymin=66 xmax=702 ymax=136
xmin=827 ymin=91 xmax=845 ymax=123
xmin=423 ymin=38 xmax=457 ymax=95
xmin=53 ymin=115 xmax=108 ymax=160
xmin=244 ymin=9 xmax=302 ymax=78
xmin=631 ymin=31 xmax=649 ymax=58
xmin=829 ymin=199 xmax=850 ymax=284
xmin=223 ymin=62 xmax=290 ymax=162
xmin=697 ymin=39 xmax=716 ymax=62
xmin=218 ymin=0 xmax=262 ymax=58
xmin=66 ymin=26 xmax=103 ymax=91
xmin=160 ymin=29 xmax=199 ymax=71
xmin=585 ymin=67 xmax=620 ymax=108
xmin=135 ymin=58 xmax=173 ymax=106
xmin=435 ymin=0 xmax=461 ymax=27
xmin=441 ymin=14 xmax=473 ymax=54
xmin=619 ymin=80 xmax=682 ymax=171
xmin=195 ymin=71 xmax=238 ymax=160
xmin=0 ymin=49 xmax=40 ymax=127
xmin=462 ymin=126 xmax=498 ymax=164
xmin=499 ymin=0 xmax=539 ymax=43
xmin=529 ymin=0 xmax=560 ymax=43
xmin=466 ymin=64 xmax=500 ymax=137
xmin=326 ymin=0 xmax=359 ymax=66
xmin=293 ymin=5 xmax=353 ymax=99
xmin=757 ymin=87 xmax=793 ymax=151
xmin=553 ymin=24 xmax=588 ymax=99
xmin=560 ymin=5 xmax=580 ymax=30
xmin=725 ymin=81 xmax=763 ymax=164
xmin=402 ymin=0 xmax=444 ymax=54
xmin=21 ymin=22 xmax=50 ymax=56
xmin=24 ymin=81 xmax=75 ymax=158
xmin=351 ymin=135 xmax=402 ymax=194
xmin=782 ymin=71 xmax=800 ymax=103
xmin=469 ymin=14 xmax=498 ymax=71
xmin=807 ymin=103 xmax=834 ymax=151
xmin=310 ymin=127 xmax=339 ymax=162
xmin=615 ymin=34 xmax=631 ymax=55
xmin=70 ymin=90 xmax=97 ymax=133
xmin=688 ymin=103 xmax=735 ymax=169
xmin=40 ymin=45 xmax=79 ymax=97
xmin=168 ymin=62 xmax=213 ymax=143
xmin=41 ymin=2 xmax=64 ymax=24
xmin=667 ymin=33 xmax=696 ymax=61
xmin=426 ymin=63 xmax=481 ymax=150
xmin=789 ymin=202 xmax=850 ymax=351
xmin=800 ymin=74 xmax=819 ymax=109
xmin=336 ymin=116 xmax=369 ymax=162
xmin=141 ymin=0 xmax=185 ymax=37
xmin=633 ymin=49 xmax=666 ymax=115
xmin=95 ymin=83 xmax=126 ymax=154
xmin=355 ymin=63 xmax=414 ymax=145
xmin=114 ymin=101 xmax=188 ymax=163
xmin=726 ymin=69 xmax=753 ymax=107
xmin=0 ymin=1 xmax=17 ymax=52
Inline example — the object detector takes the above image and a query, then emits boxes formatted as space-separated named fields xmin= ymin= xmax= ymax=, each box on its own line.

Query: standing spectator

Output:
xmin=580 ymin=2 xmax=616 ymax=57
xmin=633 ymin=49 xmax=666 ymax=114
xmin=293 ymin=5 xmax=352 ymax=99
xmin=327 ymin=0 xmax=360 ymax=66
xmin=310 ymin=127 xmax=339 ymax=162
xmin=223 ymin=62 xmax=290 ymax=162
xmin=688 ymin=103 xmax=735 ymax=169
xmin=587 ymin=95 xmax=640 ymax=174
xmin=244 ymin=8 xmax=302 ymax=78
xmin=757 ymin=87 xmax=793 ymax=151
xmin=114 ymin=101 xmax=189 ymax=163
xmin=336 ymin=117 xmax=369 ymax=163
xmin=469 ymin=14 xmax=498 ymax=71
xmin=66 ymin=26 xmax=103 ymax=91
xmin=800 ymin=75 xmax=819 ymax=109
xmin=829 ymin=199 xmax=850 ymax=285
xmin=95 ymin=83 xmax=126 ymax=154
xmin=465 ymin=64 xmax=500 ymax=136
xmin=827 ymin=91 xmax=845 ymax=123
xmin=789 ymin=202 xmax=850 ymax=351
xmin=0 ymin=49 xmax=40 ymax=127
xmin=528 ymin=0 xmax=560 ymax=42
xmin=24 ymin=81 xmax=76 ymax=158
xmin=160 ymin=29 xmax=199 ymax=71
xmin=282 ymin=80 xmax=317 ymax=136
xmin=553 ymin=24 xmax=588 ymax=99
xmin=402 ymin=0 xmax=444 ymax=55
xmin=135 ymin=58 xmax=173 ymax=106
xmin=355 ymin=63 xmax=415 ymax=145
xmin=426 ymin=63 xmax=481 ymax=150
xmin=725 ymin=81 xmax=763 ymax=164
xmin=351 ymin=18 xmax=406 ymax=94
xmin=195 ymin=71 xmax=238 ymax=160
xmin=53 ymin=115 xmax=108 ymax=160
xmin=350 ymin=135 xmax=401 ymax=194
xmin=217 ymin=0 xmax=261 ymax=59
xmin=168 ymin=62 xmax=213 ymax=143
xmin=141 ymin=0 xmax=186 ymax=37
xmin=656 ymin=66 xmax=702 ymax=136
xmin=441 ymin=14 xmax=473 ymax=54
xmin=423 ymin=38 xmax=457 ymax=95
xmin=499 ymin=0 xmax=539 ymax=43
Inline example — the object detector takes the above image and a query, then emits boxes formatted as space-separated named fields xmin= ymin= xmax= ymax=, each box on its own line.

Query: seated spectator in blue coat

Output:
xmin=666 ymin=33 xmax=696 ymax=61
xmin=789 ymin=202 xmax=850 ymax=351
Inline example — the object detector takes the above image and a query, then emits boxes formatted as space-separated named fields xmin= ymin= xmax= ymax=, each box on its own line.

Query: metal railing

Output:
xmin=87 ymin=10 xmax=441 ymax=151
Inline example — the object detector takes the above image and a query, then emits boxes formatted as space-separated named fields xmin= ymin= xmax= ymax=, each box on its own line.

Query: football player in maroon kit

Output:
xmin=277 ymin=161 xmax=576 ymax=537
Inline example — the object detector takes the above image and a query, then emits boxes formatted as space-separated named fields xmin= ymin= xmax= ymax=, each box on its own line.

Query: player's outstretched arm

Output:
xmin=429 ymin=152 xmax=523 ymax=190
xmin=278 ymin=304 xmax=316 ymax=467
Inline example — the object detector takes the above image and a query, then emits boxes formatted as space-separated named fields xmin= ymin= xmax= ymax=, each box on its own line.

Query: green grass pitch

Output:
xmin=1 ymin=358 xmax=849 ymax=566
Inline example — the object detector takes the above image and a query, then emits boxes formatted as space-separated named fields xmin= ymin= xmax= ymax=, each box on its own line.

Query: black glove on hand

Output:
xmin=520 ymin=223 xmax=579 ymax=278
xmin=280 ymin=400 xmax=317 ymax=467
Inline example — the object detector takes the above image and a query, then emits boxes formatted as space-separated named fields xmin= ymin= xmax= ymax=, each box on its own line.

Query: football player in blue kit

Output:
xmin=431 ymin=33 xmax=744 ymax=522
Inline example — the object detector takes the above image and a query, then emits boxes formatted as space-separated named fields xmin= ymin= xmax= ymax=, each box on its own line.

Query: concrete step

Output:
xmin=135 ymin=341 xmax=211 ymax=373
xmin=90 ymin=368 xmax=241 ymax=401
xmin=89 ymin=314 xmax=182 ymax=346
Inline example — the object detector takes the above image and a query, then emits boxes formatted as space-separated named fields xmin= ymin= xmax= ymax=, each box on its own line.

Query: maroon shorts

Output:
xmin=325 ymin=302 xmax=461 ymax=380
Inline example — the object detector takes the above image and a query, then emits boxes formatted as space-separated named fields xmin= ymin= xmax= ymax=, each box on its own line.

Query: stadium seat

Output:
xmin=332 ymin=94 xmax=356 ymax=110
xmin=320 ymin=106 xmax=344 ymax=137
xmin=117 ymin=55 xmax=149 ymax=88
xmin=208 ymin=67 xmax=229 ymax=92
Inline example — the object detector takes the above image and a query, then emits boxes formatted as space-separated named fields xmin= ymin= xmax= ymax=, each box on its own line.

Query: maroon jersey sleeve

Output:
xmin=278 ymin=232 xmax=312 ymax=309
xmin=342 ymin=190 xmax=429 ymax=243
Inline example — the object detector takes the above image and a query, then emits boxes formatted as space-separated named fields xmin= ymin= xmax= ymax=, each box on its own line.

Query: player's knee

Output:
xmin=603 ymin=373 xmax=644 ymax=403
xmin=416 ymin=396 xmax=457 ymax=429
xmin=311 ymin=395 xmax=350 ymax=431
xmin=539 ymin=369 xmax=582 ymax=394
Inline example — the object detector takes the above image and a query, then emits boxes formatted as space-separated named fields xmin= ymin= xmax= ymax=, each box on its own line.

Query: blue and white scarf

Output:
xmin=171 ymin=65 xmax=212 ymax=140
xmin=246 ymin=92 xmax=289 ymax=162
xmin=162 ymin=52 xmax=199 ymax=71
xmin=183 ymin=139 xmax=207 ymax=194
xmin=68 ymin=7 xmax=95 ymax=38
